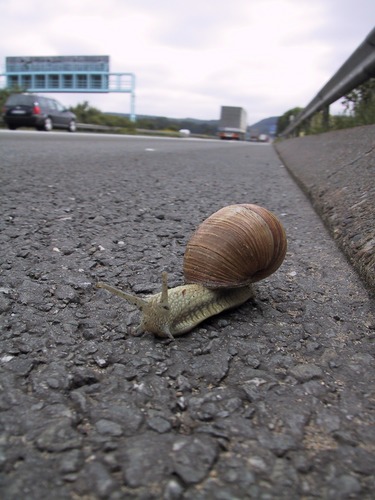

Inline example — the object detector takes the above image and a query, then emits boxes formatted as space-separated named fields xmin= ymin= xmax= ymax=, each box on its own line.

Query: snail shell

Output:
xmin=183 ymin=204 xmax=287 ymax=288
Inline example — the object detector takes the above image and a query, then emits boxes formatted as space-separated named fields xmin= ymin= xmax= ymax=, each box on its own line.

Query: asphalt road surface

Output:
xmin=0 ymin=130 xmax=374 ymax=499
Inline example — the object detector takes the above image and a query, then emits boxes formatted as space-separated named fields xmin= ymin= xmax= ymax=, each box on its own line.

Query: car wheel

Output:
xmin=68 ymin=120 xmax=77 ymax=133
xmin=43 ymin=117 xmax=53 ymax=131
xmin=8 ymin=125 xmax=17 ymax=130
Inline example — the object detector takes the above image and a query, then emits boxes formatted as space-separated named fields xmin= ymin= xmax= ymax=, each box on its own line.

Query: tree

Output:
xmin=341 ymin=78 xmax=375 ymax=125
xmin=0 ymin=88 xmax=23 ymax=119
xmin=69 ymin=101 xmax=103 ymax=123
xmin=276 ymin=107 xmax=303 ymax=135
xmin=69 ymin=101 xmax=135 ymax=131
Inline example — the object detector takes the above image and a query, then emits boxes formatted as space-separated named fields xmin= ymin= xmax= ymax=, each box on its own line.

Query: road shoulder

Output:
xmin=274 ymin=124 xmax=375 ymax=293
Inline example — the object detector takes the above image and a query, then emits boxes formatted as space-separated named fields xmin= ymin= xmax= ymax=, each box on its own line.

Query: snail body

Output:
xmin=97 ymin=204 xmax=287 ymax=339
xmin=97 ymin=273 xmax=254 ymax=339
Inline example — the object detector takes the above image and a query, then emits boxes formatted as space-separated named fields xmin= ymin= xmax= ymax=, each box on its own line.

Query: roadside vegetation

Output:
xmin=68 ymin=101 xmax=136 ymax=133
xmin=0 ymin=88 xmax=14 ymax=112
xmin=277 ymin=78 xmax=375 ymax=136
xmin=64 ymin=100 xmax=218 ymax=136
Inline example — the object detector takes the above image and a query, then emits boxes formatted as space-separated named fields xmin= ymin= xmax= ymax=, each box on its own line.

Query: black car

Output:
xmin=2 ymin=94 xmax=77 ymax=132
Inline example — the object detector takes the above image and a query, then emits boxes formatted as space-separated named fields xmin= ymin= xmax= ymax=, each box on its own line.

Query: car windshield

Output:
xmin=6 ymin=95 xmax=35 ymax=106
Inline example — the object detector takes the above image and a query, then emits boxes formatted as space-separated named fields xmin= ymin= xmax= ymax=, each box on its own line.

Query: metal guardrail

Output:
xmin=0 ymin=120 xmax=205 ymax=138
xmin=0 ymin=120 xmax=121 ymax=132
xmin=281 ymin=27 xmax=375 ymax=137
xmin=76 ymin=123 xmax=120 ymax=132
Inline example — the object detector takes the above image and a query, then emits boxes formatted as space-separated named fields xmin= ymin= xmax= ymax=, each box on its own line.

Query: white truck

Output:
xmin=218 ymin=106 xmax=247 ymax=140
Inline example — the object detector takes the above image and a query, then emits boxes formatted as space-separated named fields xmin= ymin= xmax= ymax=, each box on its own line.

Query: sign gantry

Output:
xmin=1 ymin=56 xmax=136 ymax=121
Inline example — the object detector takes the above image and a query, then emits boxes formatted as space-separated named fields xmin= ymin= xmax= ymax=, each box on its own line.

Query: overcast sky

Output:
xmin=0 ymin=0 xmax=374 ymax=123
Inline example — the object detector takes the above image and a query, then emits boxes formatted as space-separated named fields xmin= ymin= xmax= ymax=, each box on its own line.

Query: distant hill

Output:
xmin=105 ymin=112 xmax=279 ymax=136
xmin=248 ymin=116 xmax=279 ymax=136
xmin=106 ymin=112 xmax=218 ymax=135
xmin=107 ymin=112 xmax=216 ymax=124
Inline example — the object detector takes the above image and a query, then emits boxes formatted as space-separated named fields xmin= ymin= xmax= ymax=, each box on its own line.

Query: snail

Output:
xmin=96 ymin=204 xmax=287 ymax=340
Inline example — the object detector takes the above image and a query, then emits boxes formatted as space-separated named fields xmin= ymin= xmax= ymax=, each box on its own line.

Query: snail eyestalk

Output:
xmin=96 ymin=281 xmax=147 ymax=310
xmin=159 ymin=271 xmax=170 ymax=310
xmin=96 ymin=274 xmax=175 ymax=340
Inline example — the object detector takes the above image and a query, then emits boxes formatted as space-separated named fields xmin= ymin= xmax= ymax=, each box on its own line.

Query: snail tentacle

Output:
xmin=96 ymin=282 xmax=147 ymax=309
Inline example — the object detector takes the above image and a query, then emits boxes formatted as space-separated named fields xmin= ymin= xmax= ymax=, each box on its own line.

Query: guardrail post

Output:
xmin=130 ymin=90 xmax=136 ymax=122
xmin=322 ymin=106 xmax=330 ymax=131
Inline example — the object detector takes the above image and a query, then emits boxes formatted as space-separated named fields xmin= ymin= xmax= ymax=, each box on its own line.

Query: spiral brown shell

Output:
xmin=183 ymin=204 xmax=287 ymax=288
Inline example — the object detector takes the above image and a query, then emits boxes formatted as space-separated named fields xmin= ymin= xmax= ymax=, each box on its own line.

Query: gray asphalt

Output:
xmin=0 ymin=130 xmax=374 ymax=499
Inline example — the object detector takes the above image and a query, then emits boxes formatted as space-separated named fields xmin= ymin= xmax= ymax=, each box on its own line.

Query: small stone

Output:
xmin=172 ymin=435 xmax=218 ymax=484
xmin=245 ymin=356 xmax=261 ymax=368
xmin=94 ymin=356 xmax=109 ymax=368
xmin=304 ymin=323 xmax=318 ymax=335
xmin=6 ymin=358 xmax=35 ymax=376
xmin=316 ymin=408 xmax=340 ymax=433
xmin=289 ymin=363 xmax=323 ymax=382
xmin=163 ymin=478 xmax=184 ymax=500
xmin=36 ymin=420 xmax=82 ymax=452
xmin=329 ymin=474 xmax=361 ymax=498
xmin=93 ymin=402 xmax=143 ymax=436
xmin=291 ymin=452 xmax=312 ymax=473
xmin=54 ymin=284 xmax=78 ymax=302
xmin=188 ymin=352 xmax=230 ymax=384
xmin=59 ymin=449 xmax=84 ymax=473
xmin=84 ymin=461 xmax=117 ymax=498
xmin=257 ymin=429 xmax=298 ymax=457
xmin=248 ymin=456 xmax=268 ymax=473
xmin=176 ymin=374 xmax=192 ymax=392
xmin=0 ymin=295 xmax=11 ymax=313
xmin=333 ymin=430 xmax=358 ymax=446
xmin=47 ymin=377 xmax=61 ymax=389
xmin=147 ymin=416 xmax=172 ymax=433
xmin=119 ymin=433 xmax=173 ymax=487
xmin=305 ymin=341 xmax=320 ymax=352
xmin=95 ymin=419 xmax=123 ymax=436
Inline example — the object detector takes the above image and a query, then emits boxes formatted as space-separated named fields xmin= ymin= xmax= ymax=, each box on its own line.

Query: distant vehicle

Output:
xmin=218 ymin=106 xmax=247 ymax=140
xmin=2 ymin=94 xmax=77 ymax=132
xmin=249 ymin=128 xmax=259 ymax=141
xmin=258 ymin=134 xmax=269 ymax=142
xmin=179 ymin=129 xmax=191 ymax=137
